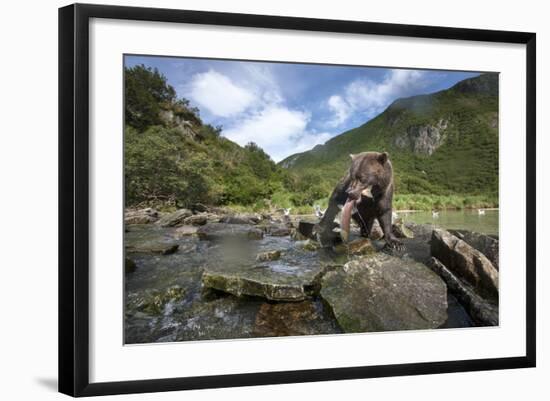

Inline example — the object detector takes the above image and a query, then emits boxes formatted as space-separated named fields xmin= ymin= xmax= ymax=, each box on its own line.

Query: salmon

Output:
xmin=340 ymin=198 xmax=356 ymax=242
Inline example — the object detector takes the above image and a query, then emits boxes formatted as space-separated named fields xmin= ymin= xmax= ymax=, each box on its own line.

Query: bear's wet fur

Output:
xmin=317 ymin=151 xmax=403 ymax=251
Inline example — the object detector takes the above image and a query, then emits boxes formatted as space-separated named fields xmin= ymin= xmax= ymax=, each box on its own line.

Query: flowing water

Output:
xmin=397 ymin=209 xmax=499 ymax=236
xmin=124 ymin=216 xmax=482 ymax=344
xmin=124 ymin=225 xmax=342 ymax=344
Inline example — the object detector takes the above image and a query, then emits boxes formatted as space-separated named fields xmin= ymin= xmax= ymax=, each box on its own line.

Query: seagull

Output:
xmin=432 ymin=210 xmax=439 ymax=218
xmin=392 ymin=211 xmax=399 ymax=222
xmin=314 ymin=204 xmax=325 ymax=218
xmin=283 ymin=208 xmax=291 ymax=216
xmin=478 ymin=209 xmax=486 ymax=215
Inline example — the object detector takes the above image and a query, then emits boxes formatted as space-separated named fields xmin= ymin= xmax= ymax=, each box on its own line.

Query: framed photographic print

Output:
xmin=58 ymin=3 xmax=536 ymax=397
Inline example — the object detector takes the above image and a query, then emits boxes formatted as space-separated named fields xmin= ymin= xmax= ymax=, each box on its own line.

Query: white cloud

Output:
xmin=224 ymin=106 xmax=330 ymax=162
xmin=326 ymin=69 xmax=427 ymax=127
xmin=188 ymin=70 xmax=256 ymax=117
xmin=326 ymin=95 xmax=353 ymax=128
xmin=185 ymin=65 xmax=334 ymax=161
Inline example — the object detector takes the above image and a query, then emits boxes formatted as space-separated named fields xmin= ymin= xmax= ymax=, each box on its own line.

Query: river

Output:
xmin=397 ymin=209 xmax=499 ymax=236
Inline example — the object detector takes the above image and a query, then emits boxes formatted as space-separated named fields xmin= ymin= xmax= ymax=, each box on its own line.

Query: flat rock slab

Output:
xmin=202 ymin=258 xmax=329 ymax=302
xmin=172 ymin=225 xmax=199 ymax=238
xmin=197 ymin=223 xmax=264 ymax=241
xmin=320 ymin=254 xmax=448 ymax=333
xmin=125 ymin=243 xmax=179 ymax=255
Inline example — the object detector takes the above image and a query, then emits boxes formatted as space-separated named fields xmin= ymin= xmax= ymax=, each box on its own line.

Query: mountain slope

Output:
xmin=280 ymin=73 xmax=499 ymax=198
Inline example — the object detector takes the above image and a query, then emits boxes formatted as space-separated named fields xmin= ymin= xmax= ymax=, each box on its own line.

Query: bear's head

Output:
xmin=345 ymin=151 xmax=392 ymax=201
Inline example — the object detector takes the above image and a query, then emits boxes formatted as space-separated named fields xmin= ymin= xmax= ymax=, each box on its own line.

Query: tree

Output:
xmin=125 ymin=64 xmax=177 ymax=130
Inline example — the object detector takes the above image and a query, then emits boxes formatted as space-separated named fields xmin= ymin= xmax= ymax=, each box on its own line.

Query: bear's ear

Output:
xmin=349 ymin=153 xmax=356 ymax=160
xmin=378 ymin=152 xmax=389 ymax=164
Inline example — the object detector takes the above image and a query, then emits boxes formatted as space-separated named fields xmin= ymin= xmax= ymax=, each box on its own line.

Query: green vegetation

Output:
xmin=125 ymin=66 xmax=498 ymax=212
xmin=125 ymin=65 xmax=300 ymax=210
xmin=281 ymin=73 xmax=499 ymax=210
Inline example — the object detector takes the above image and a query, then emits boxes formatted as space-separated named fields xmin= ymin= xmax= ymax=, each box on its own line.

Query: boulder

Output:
xmin=427 ymin=257 xmax=498 ymax=326
xmin=449 ymin=229 xmax=499 ymax=270
xmin=182 ymin=214 xmax=208 ymax=226
xmin=262 ymin=223 xmax=291 ymax=237
xmin=202 ymin=261 xmax=330 ymax=302
xmin=190 ymin=203 xmax=209 ymax=213
xmin=253 ymin=301 xmax=341 ymax=337
xmin=297 ymin=221 xmax=317 ymax=239
xmin=156 ymin=209 xmax=192 ymax=227
xmin=333 ymin=238 xmax=376 ymax=256
xmin=291 ymin=228 xmax=310 ymax=241
xmin=369 ymin=219 xmax=384 ymax=240
xmin=393 ymin=221 xmax=414 ymax=239
xmin=124 ymin=208 xmax=159 ymax=224
xmin=196 ymin=223 xmax=264 ymax=241
xmin=219 ymin=213 xmax=262 ymax=225
xmin=320 ymin=254 xmax=448 ymax=332
xmin=431 ymin=229 xmax=498 ymax=299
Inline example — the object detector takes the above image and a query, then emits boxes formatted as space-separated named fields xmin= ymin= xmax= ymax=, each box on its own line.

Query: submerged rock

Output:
xmin=156 ymin=209 xmax=193 ymax=227
xmin=301 ymin=239 xmax=321 ymax=252
xmin=449 ymin=229 xmax=499 ymax=270
xmin=197 ymin=223 xmax=264 ymax=241
xmin=427 ymin=257 xmax=498 ymax=326
xmin=256 ymin=250 xmax=282 ymax=262
xmin=127 ymin=285 xmax=186 ymax=315
xmin=125 ymin=257 xmax=137 ymax=273
xmin=124 ymin=208 xmax=159 ymax=224
xmin=253 ymin=301 xmax=342 ymax=337
xmin=320 ymin=254 xmax=448 ymax=333
xmin=431 ymin=229 xmax=498 ymax=300
xmin=173 ymin=295 xmax=262 ymax=342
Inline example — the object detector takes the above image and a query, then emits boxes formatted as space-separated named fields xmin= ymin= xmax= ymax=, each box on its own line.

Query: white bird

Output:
xmin=392 ymin=211 xmax=399 ymax=222
xmin=314 ymin=204 xmax=325 ymax=218
xmin=432 ymin=210 xmax=439 ymax=218
xmin=478 ymin=209 xmax=486 ymax=215
xmin=283 ymin=208 xmax=291 ymax=216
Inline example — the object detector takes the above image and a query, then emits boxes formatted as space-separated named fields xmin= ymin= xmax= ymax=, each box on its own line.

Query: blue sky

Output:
xmin=125 ymin=55 xmax=479 ymax=162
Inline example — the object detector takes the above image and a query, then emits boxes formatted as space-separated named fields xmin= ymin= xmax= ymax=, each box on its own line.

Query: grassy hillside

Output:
xmin=280 ymin=73 xmax=499 ymax=210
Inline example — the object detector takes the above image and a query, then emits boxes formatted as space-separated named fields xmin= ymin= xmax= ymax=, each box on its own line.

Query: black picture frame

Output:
xmin=59 ymin=3 xmax=536 ymax=397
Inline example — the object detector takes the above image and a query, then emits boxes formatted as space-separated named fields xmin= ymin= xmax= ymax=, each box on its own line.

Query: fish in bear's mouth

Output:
xmin=340 ymin=186 xmax=373 ymax=242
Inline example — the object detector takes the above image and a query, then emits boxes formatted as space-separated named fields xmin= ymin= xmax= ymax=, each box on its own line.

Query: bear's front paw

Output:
xmin=382 ymin=238 xmax=405 ymax=255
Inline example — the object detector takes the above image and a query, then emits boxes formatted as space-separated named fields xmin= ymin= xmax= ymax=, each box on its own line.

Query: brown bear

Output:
xmin=317 ymin=151 xmax=403 ymax=251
